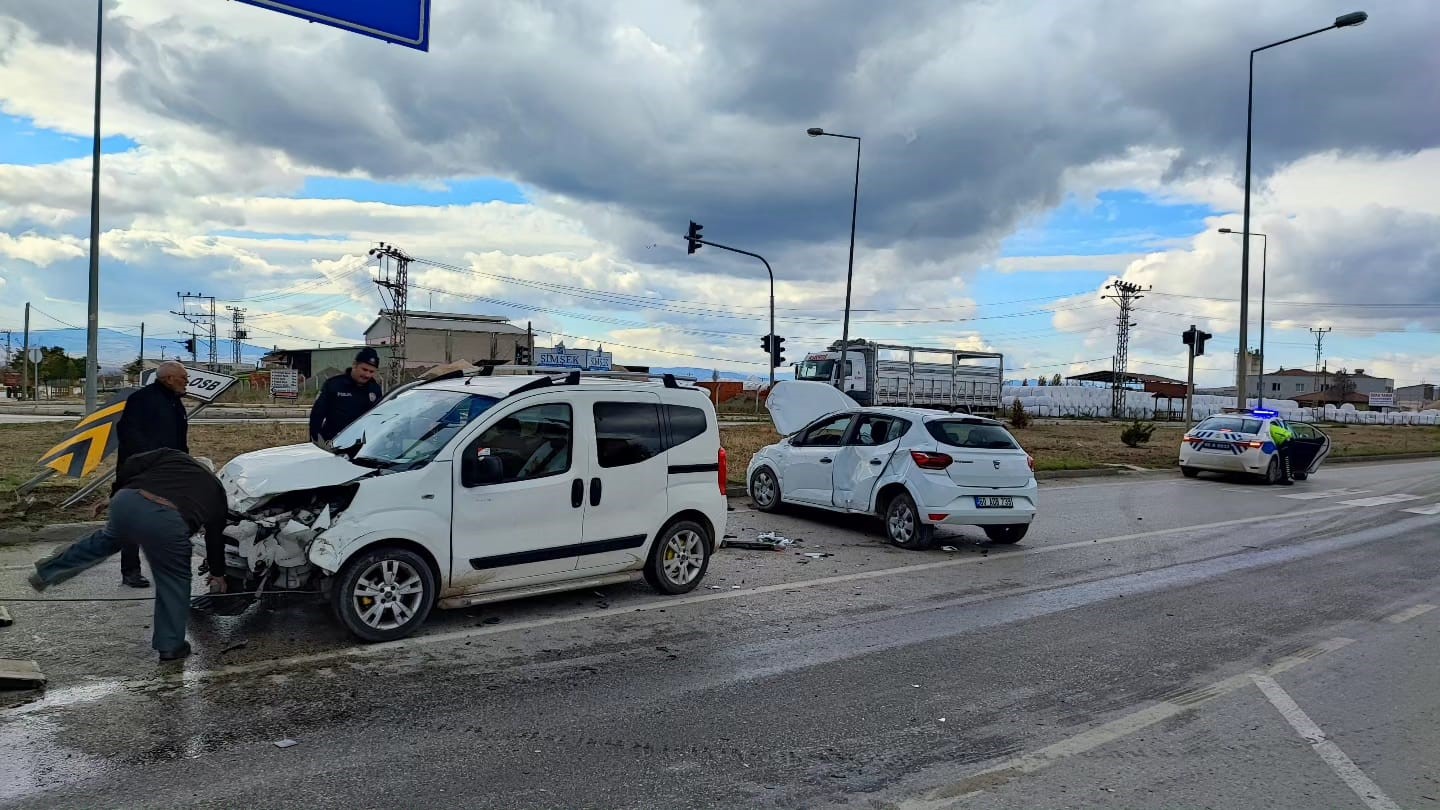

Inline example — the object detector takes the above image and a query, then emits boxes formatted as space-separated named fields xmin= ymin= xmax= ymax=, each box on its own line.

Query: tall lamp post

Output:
xmin=1234 ymin=11 xmax=1367 ymax=410
xmin=84 ymin=0 xmax=105 ymax=414
xmin=1220 ymin=228 xmax=1267 ymax=406
xmin=807 ymin=127 xmax=861 ymax=391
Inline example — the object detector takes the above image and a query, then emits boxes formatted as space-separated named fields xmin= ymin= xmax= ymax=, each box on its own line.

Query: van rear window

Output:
xmin=665 ymin=405 xmax=708 ymax=449
xmin=926 ymin=421 xmax=1019 ymax=450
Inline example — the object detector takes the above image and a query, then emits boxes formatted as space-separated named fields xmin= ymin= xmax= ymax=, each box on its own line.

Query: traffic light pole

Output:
xmin=684 ymin=235 xmax=776 ymax=392
xmin=1186 ymin=337 xmax=1196 ymax=425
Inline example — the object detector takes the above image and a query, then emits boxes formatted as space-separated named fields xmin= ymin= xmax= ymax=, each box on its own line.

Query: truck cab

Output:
xmin=795 ymin=351 xmax=870 ymax=402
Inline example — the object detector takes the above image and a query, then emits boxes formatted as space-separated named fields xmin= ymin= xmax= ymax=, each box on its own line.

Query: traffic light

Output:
xmin=686 ymin=220 xmax=704 ymax=255
xmin=1181 ymin=326 xmax=1213 ymax=357
xmin=515 ymin=345 xmax=532 ymax=365
xmin=183 ymin=338 xmax=197 ymax=357
xmin=771 ymin=335 xmax=786 ymax=368
xmin=761 ymin=334 xmax=772 ymax=356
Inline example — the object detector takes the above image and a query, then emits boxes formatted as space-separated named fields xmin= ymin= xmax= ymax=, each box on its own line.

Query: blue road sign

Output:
xmin=234 ymin=0 xmax=430 ymax=51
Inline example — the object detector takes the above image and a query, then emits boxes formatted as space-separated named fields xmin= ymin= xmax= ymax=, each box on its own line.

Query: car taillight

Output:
xmin=718 ymin=447 xmax=728 ymax=494
xmin=1245 ymin=441 xmax=1264 ymax=449
xmin=910 ymin=450 xmax=953 ymax=470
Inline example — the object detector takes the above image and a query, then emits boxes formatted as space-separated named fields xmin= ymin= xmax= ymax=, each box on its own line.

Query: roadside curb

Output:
xmin=1328 ymin=452 xmax=1438 ymax=464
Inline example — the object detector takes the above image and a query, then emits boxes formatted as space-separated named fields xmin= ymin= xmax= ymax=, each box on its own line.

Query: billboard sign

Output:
xmin=234 ymin=0 xmax=431 ymax=51
xmin=270 ymin=368 xmax=301 ymax=400
xmin=1367 ymin=392 xmax=1395 ymax=408
xmin=536 ymin=347 xmax=613 ymax=371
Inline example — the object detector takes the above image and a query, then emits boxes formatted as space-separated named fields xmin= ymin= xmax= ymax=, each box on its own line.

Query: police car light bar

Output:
xmin=1249 ymin=408 xmax=1279 ymax=418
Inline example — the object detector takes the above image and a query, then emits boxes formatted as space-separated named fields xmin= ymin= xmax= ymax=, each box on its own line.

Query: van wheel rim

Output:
xmin=352 ymin=558 xmax=424 ymax=630
xmin=662 ymin=530 xmax=705 ymax=585
xmin=888 ymin=502 xmax=915 ymax=542
xmin=753 ymin=471 xmax=776 ymax=506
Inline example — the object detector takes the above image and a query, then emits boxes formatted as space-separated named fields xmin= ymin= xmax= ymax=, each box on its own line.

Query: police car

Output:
xmin=1179 ymin=409 xmax=1331 ymax=483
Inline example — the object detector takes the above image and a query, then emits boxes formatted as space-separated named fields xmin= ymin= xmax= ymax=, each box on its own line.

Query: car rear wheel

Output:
xmin=1263 ymin=456 xmax=1283 ymax=485
xmin=884 ymin=492 xmax=934 ymax=550
xmin=332 ymin=546 xmax=436 ymax=643
xmin=1181 ymin=466 xmax=1200 ymax=478
xmin=645 ymin=520 xmax=711 ymax=595
xmin=982 ymin=524 xmax=1029 ymax=544
xmin=750 ymin=467 xmax=781 ymax=513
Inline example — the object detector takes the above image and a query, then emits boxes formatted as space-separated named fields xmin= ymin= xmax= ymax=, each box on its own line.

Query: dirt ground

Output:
xmin=2 ymin=419 xmax=1435 ymax=531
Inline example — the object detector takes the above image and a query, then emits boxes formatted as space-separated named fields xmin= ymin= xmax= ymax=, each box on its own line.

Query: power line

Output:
xmin=1150 ymin=291 xmax=1440 ymax=309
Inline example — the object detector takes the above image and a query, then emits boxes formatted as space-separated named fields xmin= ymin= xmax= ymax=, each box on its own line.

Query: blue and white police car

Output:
xmin=1179 ymin=409 xmax=1331 ymax=483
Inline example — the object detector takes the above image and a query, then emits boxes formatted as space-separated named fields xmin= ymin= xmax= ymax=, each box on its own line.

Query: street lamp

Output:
xmin=807 ymin=127 xmax=862 ymax=391
xmin=1220 ymin=228 xmax=1268 ymax=406
xmin=1234 ymin=11 xmax=1366 ymax=410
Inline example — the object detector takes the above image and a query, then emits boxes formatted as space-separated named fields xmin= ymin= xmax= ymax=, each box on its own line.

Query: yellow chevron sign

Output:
xmin=35 ymin=394 xmax=131 ymax=479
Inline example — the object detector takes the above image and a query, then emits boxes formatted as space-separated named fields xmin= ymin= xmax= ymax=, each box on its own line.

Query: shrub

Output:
xmin=1120 ymin=420 xmax=1157 ymax=447
xmin=1010 ymin=398 xmax=1031 ymax=428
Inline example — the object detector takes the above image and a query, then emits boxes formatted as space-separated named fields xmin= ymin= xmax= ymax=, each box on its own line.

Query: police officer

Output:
xmin=1269 ymin=418 xmax=1296 ymax=485
xmin=112 ymin=360 xmax=192 ymax=588
xmin=309 ymin=347 xmax=384 ymax=443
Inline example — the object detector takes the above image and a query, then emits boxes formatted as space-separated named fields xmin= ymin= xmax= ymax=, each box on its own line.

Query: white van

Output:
xmin=207 ymin=371 xmax=728 ymax=641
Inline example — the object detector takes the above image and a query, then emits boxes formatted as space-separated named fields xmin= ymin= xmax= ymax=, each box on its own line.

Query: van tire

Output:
xmin=645 ymin=520 xmax=711 ymax=595
xmin=982 ymin=524 xmax=1029 ymax=544
xmin=884 ymin=492 xmax=934 ymax=550
xmin=331 ymin=545 xmax=436 ymax=643
xmin=750 ymin=467 xmax=782 ymax=512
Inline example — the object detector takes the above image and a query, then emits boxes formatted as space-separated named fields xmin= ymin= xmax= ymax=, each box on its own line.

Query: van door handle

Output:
xmin=590 ymin=477 xmax=602 ymax=506
xmin=571 ymin=479 xmax=584 ymax=508
xmin=819 ymin=458 xmax=832 ymax=464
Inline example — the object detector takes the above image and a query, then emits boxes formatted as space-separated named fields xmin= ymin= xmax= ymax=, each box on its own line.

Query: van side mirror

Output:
xmin=461 ymin=452 xmax=505 ymax=488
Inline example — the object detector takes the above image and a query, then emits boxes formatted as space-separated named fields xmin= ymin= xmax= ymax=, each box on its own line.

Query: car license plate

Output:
xmin=1201 ymin=440 xmax=1233 ymax=451
xmin=975 ymin=496 xmax=1013 ymax=509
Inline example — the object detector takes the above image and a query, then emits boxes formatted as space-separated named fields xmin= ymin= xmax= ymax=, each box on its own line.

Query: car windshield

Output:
xmin=333 ymin=388 xmax=500 ymax=470
xmin=1196 ymin=416 xmax=1263 ymax=434
xmin=926 ymin=420 xmax=1020 ymax=450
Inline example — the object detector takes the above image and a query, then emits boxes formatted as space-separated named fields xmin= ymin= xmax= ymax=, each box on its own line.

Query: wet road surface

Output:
xmin=2 ymin=459 xmax=1438 ymax=808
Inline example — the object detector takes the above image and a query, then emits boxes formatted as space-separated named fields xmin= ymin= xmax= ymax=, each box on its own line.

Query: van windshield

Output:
xmin=334 ymin=389 xmax=500 ymax=470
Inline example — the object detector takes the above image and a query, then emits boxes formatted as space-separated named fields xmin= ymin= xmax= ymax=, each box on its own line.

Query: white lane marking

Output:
xmin=0 ymin=501 xmax=1389 ymax=708
xmin=892 ymin=638 xmax=1355 ymax=810
xmin=1339 ymin=494 xmax=1423 ymax=507
xmin=1251 ymin=674 xmax=1402 ymax=810
xmin=1401 ymin=503 xmax=1440 ymax=516
xmin=1382 ymin=603 xmax=1437 ymax=624
xmin=1277 ymin=489 xmax=1370 ymax=501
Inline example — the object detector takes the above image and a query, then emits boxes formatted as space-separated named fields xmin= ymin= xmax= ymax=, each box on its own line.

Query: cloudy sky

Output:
xmin=1 ymin=0 xmax=1437 ymax=387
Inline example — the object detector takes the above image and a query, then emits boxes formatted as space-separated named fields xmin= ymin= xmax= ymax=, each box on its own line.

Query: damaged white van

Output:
xmin=205 ymin=370 xmax=728 ymax=641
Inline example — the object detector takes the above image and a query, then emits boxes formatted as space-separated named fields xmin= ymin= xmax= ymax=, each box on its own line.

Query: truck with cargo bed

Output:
xmin=792 ymin=340 xmax=1004 ymax=414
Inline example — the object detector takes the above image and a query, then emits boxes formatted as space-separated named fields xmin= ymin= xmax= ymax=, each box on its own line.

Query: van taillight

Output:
xmin=718 ymin=447 xmax=728 ymax=494
xmin=910 ymin=451 xmax=953 ymax=470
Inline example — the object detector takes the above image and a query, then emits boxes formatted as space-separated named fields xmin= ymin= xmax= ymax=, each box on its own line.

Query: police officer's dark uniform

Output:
xmin=114 ymin=372 xmax=191 ymax=587
xmin=309 ymin=347 xmax=385 ymax=442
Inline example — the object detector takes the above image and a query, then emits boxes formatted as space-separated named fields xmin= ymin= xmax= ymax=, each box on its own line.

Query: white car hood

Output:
xmin=220 ymin=442 xmax=371 ymax=510
xmin=766 ymin=380 xmax=859 ymax=435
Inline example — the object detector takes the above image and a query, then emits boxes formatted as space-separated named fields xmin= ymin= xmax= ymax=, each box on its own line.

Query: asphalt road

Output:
xmin=2 ymin=459 xmax=1438 ymax=809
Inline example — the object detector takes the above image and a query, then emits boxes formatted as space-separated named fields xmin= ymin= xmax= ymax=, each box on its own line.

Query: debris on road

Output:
xmin=221 ymin=640 xmax=249 ymax=655
xmin=724 ymin=531 xmax=794 ymax=551
xmin=0 ymin=605 xmax=12 ymax=627
xmin=940 ymin=546 xmax=959 ymax=552
xmin=0 ymin=659 xmax=46 ymax=690
xmin=273 ymin=739 xmax=299 ymax=749
xmin=480 ymin=616 xmax=501 ymax=625
xmin=799 ymin=552 xmax=833 ymax=560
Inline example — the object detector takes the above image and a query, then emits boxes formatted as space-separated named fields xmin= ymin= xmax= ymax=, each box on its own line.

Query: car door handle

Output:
xmin=819 ymin=458 xmax=832 ymax=464
xmin=590 ymin=477 xmax=602 ymax=506
xmin=571 ymin=479 xmax=584 ymax=509
xmin=869 ymin=458 xmax=884 ymax=466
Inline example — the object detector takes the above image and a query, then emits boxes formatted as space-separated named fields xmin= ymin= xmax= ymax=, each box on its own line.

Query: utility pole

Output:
xmin=1103 ymin=281 xmax=1148 ymax=418
xmin=226 ymin=306 xmax=248 ymax=368
xmin=2 ymin=329 xmax=11 ymax=371
xmin=84 ymin=0 xmax=104 ymax=415
xmin=369 ymin=243 xmax=411 ymax=388
xmin=137 ymin=321 xmax=144 ymax=380
xmin=1310 ymin=327 xmax=1332 ymax=413
xmin=174 ymin=292 xmax=217 ymax=369
xmin=22 ymin=303 xmax=30 ymax=401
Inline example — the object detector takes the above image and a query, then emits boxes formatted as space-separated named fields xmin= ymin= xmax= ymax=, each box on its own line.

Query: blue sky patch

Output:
xmin=297 ymin=176 xmax=529 ymax=206
xmin=1002 ymin=190 xmax=1216 ymax=257
xmin=0 ymin=113 xmax=138 ymax=165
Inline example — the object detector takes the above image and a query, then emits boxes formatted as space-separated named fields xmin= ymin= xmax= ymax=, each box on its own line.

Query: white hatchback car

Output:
xmin=1179 ymin=409 xmax=1331 ymax=483
xmin=207 ymin=370 xmax=728 ymax=641
xmin=747 ymin=381 xmax=1037 ymax=548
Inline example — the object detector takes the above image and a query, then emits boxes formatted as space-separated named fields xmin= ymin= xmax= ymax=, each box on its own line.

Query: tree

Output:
xmin=1036 ymin=376 xmax=1047 ymax=387
xmin=1021 ymin=378 xmax=1029 ymax=387
xmin=37 ymin=347 xmax=84 ymax=381
xmin=1010 ymin=398 xmax=1031 ymax=428
xmin=1051 ymin=373 xmax=1063 ymax=386
xmin=1331 ymin=369 xmax=1356 ymax=403
xmin=1120 ymin=420 xmax=1157 ymax=447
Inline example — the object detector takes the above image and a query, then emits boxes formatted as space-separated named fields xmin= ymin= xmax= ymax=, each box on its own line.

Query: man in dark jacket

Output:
xmin=29 ymin=448 xmax=230 ymax=662
xmin=113 ymin=360 xmax=192 ymax=588
xmin=309 ymin=347 xmax=384 ymax=443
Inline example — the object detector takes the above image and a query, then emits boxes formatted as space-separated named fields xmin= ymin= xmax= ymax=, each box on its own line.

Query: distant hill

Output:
xmin=7 ymin=328 xmax=269 ymax=371
xmin=648 ymin=366 xmax=792 ymax=383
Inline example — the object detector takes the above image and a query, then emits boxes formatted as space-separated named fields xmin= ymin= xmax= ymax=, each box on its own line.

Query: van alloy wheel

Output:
xmin=332 ymin=546 xmax=436 ymax=643
xmin=646 ymin=520 xmax=711 ymax=595
xmin=662 ymin=529 xmax=705 ymax=586
xmin=351 ymin=558 xmax=425 ymax=631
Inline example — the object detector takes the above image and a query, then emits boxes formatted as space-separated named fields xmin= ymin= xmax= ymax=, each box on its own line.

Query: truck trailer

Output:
xmin=793 ymin=340 xmax=1004 ymax=414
